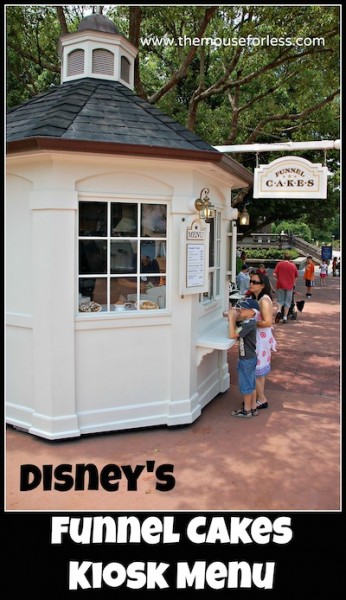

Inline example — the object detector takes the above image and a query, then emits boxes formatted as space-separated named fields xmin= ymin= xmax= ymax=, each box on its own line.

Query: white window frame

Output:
xmin=77 ymin=196 xmax=168 ymax=314
xmin=200 ymin=210 xmax=221 ymax=304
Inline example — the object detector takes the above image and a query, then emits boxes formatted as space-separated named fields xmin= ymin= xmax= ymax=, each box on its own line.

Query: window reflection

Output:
xmin=141 ymin=204 xmax=166 ymax=237
xmin=79 ymin=240 xmax=107 ymax=274
xmin=79 ymin=202 xmax=107 ymax=236
xmin=78 ymin=200 xmax=167 ymax=312
xmin=111 ymin=241 xmax=137 ymax=274
xmin=209 ymin=219 xmax=215 ymax=267
xmin=111 ymin=203 xmax=137 ymax=237
xmin=79 ymin=277 xmax=106 ymax=310
xmin=111 ymin=277 xmax=138 ymax=306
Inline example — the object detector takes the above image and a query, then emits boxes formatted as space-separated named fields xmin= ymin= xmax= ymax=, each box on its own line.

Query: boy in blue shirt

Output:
xmin=228 ymin=298 xmax=260 ymax=418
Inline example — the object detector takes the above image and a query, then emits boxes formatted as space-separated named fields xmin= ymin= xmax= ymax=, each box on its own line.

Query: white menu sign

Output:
xmin=180 ymin=218 xmax=209 ymax=295
xmin=186 ymin=244 xmax=205 ymax=288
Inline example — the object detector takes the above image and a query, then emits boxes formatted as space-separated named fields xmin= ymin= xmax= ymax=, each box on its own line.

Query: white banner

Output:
xmin=254 ymin=156 xmax=328 ymax=199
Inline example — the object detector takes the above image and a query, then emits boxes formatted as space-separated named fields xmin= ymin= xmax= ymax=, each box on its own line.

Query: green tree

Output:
xmin=6 ymin=5 xmax=340 ymax=233
xmin=271 ymin=221 xmax=312 ymax=242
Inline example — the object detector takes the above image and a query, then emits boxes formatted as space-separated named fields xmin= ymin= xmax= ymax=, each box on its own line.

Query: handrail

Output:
xmin=236 ymin=233 xmax=322 ymax=261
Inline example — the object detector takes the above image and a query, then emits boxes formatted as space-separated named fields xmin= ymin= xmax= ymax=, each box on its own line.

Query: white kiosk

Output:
xmin=6 ymin=14 xmax=253 ymax=439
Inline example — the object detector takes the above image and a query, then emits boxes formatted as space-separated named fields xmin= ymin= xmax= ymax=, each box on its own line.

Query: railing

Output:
xmin=237 ymin=233 xmax=321 ymax=261
xmin=290 ymin=236 xmax=321 ymax=261
xmin=238 ymin=233 xmax=289 ymax=244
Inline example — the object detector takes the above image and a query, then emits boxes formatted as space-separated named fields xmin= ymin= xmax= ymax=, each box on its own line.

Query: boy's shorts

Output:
xmin=237 ymin=358 xmax=257 ymax=395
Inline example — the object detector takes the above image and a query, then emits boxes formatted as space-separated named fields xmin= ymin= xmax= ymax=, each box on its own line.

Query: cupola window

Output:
xmin=67 ymin=49 xmax=85 ymax=77
xmin=120 ymin=56 xmax=131 ymax=83
xmin=92 ymin=49 xmax=114 ymax=76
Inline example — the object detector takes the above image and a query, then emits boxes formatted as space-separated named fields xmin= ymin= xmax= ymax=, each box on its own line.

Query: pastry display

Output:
xmin=139 ymin=300 xmax=158 ymax=310
xmin=79 ymin=301 xmax=102 ymax=312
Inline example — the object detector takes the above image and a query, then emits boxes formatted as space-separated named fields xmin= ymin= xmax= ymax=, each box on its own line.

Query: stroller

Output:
xmin=275 ymin=287 xmax=305 ymax=322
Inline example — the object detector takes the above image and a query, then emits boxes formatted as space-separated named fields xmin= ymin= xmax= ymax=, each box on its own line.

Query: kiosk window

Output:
xmin=78 ymin=201 xmax=167 ymax=312
xmin=201 ymin=211 xmax=221 ymax=302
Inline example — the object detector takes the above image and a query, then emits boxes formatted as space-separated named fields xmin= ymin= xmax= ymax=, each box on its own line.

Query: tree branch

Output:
xmin=7 ymin=40 xmax=60 ymax=73
xmin=148 ymin=6 xmax=217 ymax=104
xmin=129 ymin=6 xmax=148 ymax=100
xmin=246 ymin=88 xmax=340 ymax=143
xmin=55 ymin=5 xmax=68 ymax=35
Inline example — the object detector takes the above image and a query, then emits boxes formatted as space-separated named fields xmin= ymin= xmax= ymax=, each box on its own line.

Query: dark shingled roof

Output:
xmin=6 ymin=78 xmax=219 ymax=153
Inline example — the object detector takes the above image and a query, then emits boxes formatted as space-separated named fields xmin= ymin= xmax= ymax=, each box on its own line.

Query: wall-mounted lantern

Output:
xmin=194 ymin=187 xmax=215 ymax=221
xmin=239 ymin=207 xmax=250 ymax=226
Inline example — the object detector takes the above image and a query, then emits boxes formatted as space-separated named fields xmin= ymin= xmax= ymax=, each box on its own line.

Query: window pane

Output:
xmin=140 ymin=241 xmax=162 ymax=286
xmin=111 ymin=277 xmax=137 ymax=305
xmin=79 ymin=202 xmax=107 ymax=236
xmin=209 ymin=219 xmax=215 ymax=267
xmin=141 ymin=204 xmax=167 ymax=237
xmin=79 ymin=240 xmax=107 ymax=274
xmin=216 ymin=267 xmax=220 ymax=296
xmin=145 ymin=276 xmax=166 ymax=308
xmin=140 ymin=240 xmax=166 ymax=264
xmin=110 ymin=240 xmax=137 ymax=274
xmin=79 ymin=277 xmax=106 ymax=310
xmin=111 ymin=203 xmax=137 ymax=237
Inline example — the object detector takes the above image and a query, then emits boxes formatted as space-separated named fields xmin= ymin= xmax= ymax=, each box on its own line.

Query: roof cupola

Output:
xmin=59 ymin=13 xmax=138 ymax=90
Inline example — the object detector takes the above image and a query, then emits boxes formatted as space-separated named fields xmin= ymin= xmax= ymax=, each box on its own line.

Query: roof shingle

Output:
xmin=7 ymin=78 xmax=219 ymax=154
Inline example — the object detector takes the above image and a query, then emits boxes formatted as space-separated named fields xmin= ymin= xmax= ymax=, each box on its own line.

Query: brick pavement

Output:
xmin=5 ymin=276 xmax=340 ymax=511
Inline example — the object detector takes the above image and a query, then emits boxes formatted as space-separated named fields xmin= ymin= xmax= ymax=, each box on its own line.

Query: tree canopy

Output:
xmin=6 ymin=5 xmax=340 ymax=237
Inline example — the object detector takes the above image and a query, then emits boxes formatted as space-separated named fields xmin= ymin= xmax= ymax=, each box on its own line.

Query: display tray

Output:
xmin=136 ymin=300 xmax=159 ymax=310
xmin=79 ymin=302 xmax=102 ymax=312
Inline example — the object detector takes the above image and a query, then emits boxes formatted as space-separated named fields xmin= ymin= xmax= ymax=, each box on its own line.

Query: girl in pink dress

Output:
xmin=248 ymin=272 xmax=277 ymax=409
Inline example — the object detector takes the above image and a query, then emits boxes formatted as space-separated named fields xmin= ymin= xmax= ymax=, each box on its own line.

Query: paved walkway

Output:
xmin=6 ymin=276 xmax=340 ymax=511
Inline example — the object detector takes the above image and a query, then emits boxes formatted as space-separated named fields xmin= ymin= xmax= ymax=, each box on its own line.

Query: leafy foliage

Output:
xmin=241 ymin=248 xmax=300 ymax=260
xmin=6 ymin=5 xmax=340 ymax=238
xmin=271 ymin=221 xmax=312 ymax=242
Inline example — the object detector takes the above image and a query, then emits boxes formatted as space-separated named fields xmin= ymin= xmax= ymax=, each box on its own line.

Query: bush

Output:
xmin=240 ymin=248 xmax=299 ymax=260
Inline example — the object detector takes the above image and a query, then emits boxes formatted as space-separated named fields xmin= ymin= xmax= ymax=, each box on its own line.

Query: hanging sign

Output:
xmin=253 ymin=156 xmax=328 ymax=199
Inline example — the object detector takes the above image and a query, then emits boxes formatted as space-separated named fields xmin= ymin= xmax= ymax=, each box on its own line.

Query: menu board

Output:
xmin=186 ymin=244 xmax=205 ymax=287
xmin=179 ymin=218 xmax=209 ymax=295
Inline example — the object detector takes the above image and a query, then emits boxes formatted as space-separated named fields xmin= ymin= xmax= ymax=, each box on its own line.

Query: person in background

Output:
xmin=140 ymin=255 xmax=160 ymax=286
xmin=236 ymin=250 xmax=247 ymax=276
xmin=273 ymin=253 xmax=299 ymax=323
xmin=303 ymin=255 xmax=315 ymax=298
xmin=332 ymin=256 xmax=337 ymax=277
xmin=236 ymin=263 xmax=250 ymax=294
xmin=256 ymin=263 xmax=267 ymax=276
xmin=228 ymin=298 xmax=260 ymax=418
xmin=319 ymin=259 xmax=328 ymax=286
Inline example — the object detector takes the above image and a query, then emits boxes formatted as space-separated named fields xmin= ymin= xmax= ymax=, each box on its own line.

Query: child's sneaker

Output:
xmin=251 ymin=408 xmax=259 ymax=416
xmin=231 ymin=407 xmax=252 ymax=418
